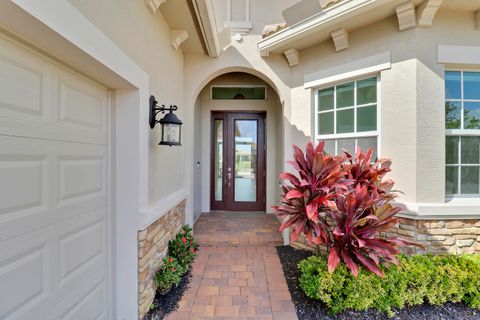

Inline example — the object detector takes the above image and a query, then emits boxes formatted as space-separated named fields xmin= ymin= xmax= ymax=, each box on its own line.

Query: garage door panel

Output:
xmin=0 ymin=154 xmax=48 ymax=217
xmin=0 ymin=135 xmax=108 ymax=241
xmin=58 ymin=156 xmax=106 ymax=206
xmin=58 ymin=73 xmax=107 ymax=132
xmin=0 ymin=35 xmax=51 ymax=123
xmin=0 ymin=245 xmax=48 ymax=320
xmin=0 ymin=208 xmax=107 ymax=320
xmin=60 ymin=281 xmax=106 ymax=320
xmin=0 ymin=34 xmax=108 ymax=145
xmin=59 ymin=218 xmax=104 ymax=284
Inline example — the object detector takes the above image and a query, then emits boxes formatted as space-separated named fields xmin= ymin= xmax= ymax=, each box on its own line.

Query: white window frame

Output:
xmin=314 ymin=75 xmax=381 ymax=157
xmin=210 ymin=85 xmax=267 ymax=101
xmin=445 ymin=69 xmax=480 ymax=198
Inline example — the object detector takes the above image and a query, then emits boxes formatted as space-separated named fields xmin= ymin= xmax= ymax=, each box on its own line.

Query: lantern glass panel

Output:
xmin=162 ymin=123 xmax=181 ymax=144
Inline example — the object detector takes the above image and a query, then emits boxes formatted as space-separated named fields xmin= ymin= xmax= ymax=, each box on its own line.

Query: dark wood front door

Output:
xmin=211 ymin=112 xmax=266 ymax=211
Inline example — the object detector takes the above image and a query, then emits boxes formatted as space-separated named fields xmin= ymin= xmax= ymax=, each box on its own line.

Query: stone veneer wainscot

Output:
xmin=291 ymin=218 xmax=480 ymax=255
xmin=137 ymin=200 xmax=186 ymax=319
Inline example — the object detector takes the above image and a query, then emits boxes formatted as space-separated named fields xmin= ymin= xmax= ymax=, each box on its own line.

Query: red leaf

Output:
xmin=354 ymin=252 xmax=384 ymax=278
xmin=341 ymin=251 xmax=359 ymax=277
xmin=306 ymin=202 xmax=318 ymax=221
xmin=285 ymin=189 xmax=303 ymax=200
xmin=328 ymin=248 xmax=340 ymax=273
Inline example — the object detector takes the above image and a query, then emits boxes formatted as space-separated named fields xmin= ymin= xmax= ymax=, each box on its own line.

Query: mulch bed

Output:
xmin=276 ymin=245 xmax=480 ymax=320
xmin=143 ymin=269 xmax=192 ymax=320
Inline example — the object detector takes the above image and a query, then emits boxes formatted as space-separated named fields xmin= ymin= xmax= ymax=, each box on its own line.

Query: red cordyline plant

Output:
xmin=274 ymin=142 xmax=421 ymax=277
xmin=273 ymin=142 xmax=350 ymax=245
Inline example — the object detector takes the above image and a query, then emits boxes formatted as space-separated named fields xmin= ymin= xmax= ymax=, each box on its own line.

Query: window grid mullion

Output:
xmin=354 ymin=80 xmax=357 ymax=134
xmin=458 ymin=137 xmax=462 ymax=194
xmin=461 ymin=71 xmax=464 ymax=130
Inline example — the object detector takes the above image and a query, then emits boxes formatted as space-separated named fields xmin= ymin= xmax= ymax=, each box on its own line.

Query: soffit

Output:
xmin=160 ymin=0 xmax=205 ymax=54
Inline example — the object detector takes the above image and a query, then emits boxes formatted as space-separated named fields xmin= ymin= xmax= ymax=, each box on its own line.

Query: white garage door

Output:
xmin=0 ymin=34 xmax=112 ymax=319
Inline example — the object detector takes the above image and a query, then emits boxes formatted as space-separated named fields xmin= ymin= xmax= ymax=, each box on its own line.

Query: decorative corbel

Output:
xmin=283 ymin=48 xmax=299 ymax=67
xmin=417 ymin=0 xmax=444 ymax=27
xmin=171 ymin=30 xmax=189 ymax=51
xmin=331 ymin=28 xmax=348 ymax=52
xmin=145 ymin=0 xmax=167 ymax=14
xmin=396 ymin=2 xmax=416 ymax=31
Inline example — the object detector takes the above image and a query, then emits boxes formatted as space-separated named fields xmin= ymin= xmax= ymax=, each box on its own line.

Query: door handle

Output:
xmin=227 ymin=167 xmax=232 ymax=187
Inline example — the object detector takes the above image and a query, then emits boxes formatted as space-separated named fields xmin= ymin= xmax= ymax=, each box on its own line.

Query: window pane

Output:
xmin=464 ymin=102 xmax=480 ymax=129
xmin=318 ymin=112 xmax=334 ymax=134
xmin=460 ymin=166 xmax=479 ymax=194
xmin=445 ymin=71 xmax=461 ymax=100
xmin=357 ymin=105 xmax=377 ymax=132
xmin=463 ymin=72 xmax=480 ymax=100
xmin=445 ymin=101 xmax=461 ymax=129
xmin=336 ymin=82 xmax=354 ymax=108
xmin=336 ymin=109 xmax=354 ymax=133
xmin=322 ymin=139 xmax=335 ymax=155
xmin=318 ymin=87 xmax=334 ymax=111
xmin=445 ymin=136 xmax=459 ymax=164
xmin=337 ymin=138 xmax=355 ymax=156
xmin=445 ymin=166 xmax=458 ymax=194
xmin=461 ymin=136 xmax=480 ymax=164
xmin=212 ymin=86 xmax=265 ymax=100
xmin=357 ymin=77 xmax=377 ymax=105
xmin=357 ymin=137 xmax=377 ymax=160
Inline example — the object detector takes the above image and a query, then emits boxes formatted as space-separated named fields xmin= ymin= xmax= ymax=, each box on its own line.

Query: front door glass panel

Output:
xmin=214 ymin=119 xmax=223 ymax=201
xmin=234 ymin=120 xmax=257 ymax=202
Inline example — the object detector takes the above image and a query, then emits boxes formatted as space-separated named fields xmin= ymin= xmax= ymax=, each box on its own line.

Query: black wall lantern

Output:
xmin=149 ymin=95 xmax=182 ymax=146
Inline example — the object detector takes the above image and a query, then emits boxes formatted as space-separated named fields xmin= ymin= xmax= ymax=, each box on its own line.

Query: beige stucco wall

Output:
xmin=68 ymin=0 xmax=185 ymax=203
xmin=194 ymin=73 xmax=282 ymax=214
xmin=184 ymin=6 xmax=480 ymax=219
xmin=290 ymin=9 xmax=480 ymax=205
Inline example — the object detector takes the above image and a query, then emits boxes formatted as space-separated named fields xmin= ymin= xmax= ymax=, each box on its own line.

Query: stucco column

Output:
xmin=415 ymin=58 xmax=445 ymax=203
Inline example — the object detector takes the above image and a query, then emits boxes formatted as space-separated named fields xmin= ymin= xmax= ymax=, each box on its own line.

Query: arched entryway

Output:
xmin=192 ymin=72 xmax=284 ymax=220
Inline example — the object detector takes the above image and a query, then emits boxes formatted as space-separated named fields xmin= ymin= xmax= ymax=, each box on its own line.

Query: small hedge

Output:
xmin=298 ymin=254 xmax=480 ymax=317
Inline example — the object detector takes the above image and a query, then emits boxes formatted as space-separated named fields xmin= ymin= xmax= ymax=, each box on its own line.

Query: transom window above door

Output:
xmin=211 ymin=86 xmax=266 ymax=100
xmin=315 ymin=76 xmax=379 ymax=159
xmin=445 ymin=71 xmax=480 ymax=196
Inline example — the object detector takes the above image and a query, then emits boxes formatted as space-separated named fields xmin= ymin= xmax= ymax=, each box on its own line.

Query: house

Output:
xmin=0 ymin=0 xmax=479 ymax=319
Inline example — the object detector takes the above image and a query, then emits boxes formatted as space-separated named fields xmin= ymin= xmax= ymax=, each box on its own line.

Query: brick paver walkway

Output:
xmin=166 ymin=212 xmax=297 ymax=320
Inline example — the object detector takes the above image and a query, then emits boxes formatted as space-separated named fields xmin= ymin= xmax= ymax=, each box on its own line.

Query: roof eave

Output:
xmin=258 ymin=0 xmax=397 ymax=57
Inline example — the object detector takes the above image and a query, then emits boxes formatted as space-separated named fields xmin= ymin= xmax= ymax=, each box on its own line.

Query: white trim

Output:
xmin=396 ymin=199 xmax=480 ymax=219
xmin=192 ymin=0 xmax=225 ymax=57
xmin=438 ymin=45 xmax=480 ymax=65
xmin=304 ymin=51 xmax=391 ymax=88
xmin=138 ymin=189 xmax=189 ymax=230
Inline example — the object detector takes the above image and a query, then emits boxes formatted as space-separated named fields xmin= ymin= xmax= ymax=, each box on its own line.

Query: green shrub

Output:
xmin=154 ymin=225 xmax=198 ymax=295
xmin=168 ymin=225 xmax=197 ymax=269
xmin=298 ymin=254 xmax=480 ymax=317
xmin=154 ymin=256 xmax=185 ymax=294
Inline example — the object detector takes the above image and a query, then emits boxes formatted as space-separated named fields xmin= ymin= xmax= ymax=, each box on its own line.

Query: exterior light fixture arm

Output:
xmin=149 ymin=95 xmax=178 ymax=129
